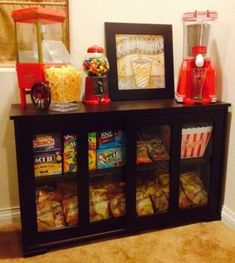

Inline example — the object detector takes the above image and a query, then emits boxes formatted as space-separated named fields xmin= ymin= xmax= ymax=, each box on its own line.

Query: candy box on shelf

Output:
xmin=32 ymin=133 xmax=61 ymax=153
xmin=33 ymin=151 xmax=62 ymax=176
xmin=89 ymin=150 xmax=96 ymax=171
xmin=63 ymin=134 xmax=77 ymax=173
xmin=98 ymin=130 xmax=126 ymax=149
xmin=181 ymin=126 xmax=212 ymax=159
xmin=32 ymin=134 xmax=62 ymax=176
xmin=97 ymin=147 xmax=125 ymax=169
xmin=88 ymin=133 xmax=97 ymax=150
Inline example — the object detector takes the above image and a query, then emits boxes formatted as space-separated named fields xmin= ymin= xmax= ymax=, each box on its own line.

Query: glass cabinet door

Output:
xmin=33 ymin=133 xmax=79 ymax=232
xmin=136 ymin=125 xmax=171 ymax=217
xmin=88 ymin=129 xmax=126 ymax=223
xmin=179 ymin=123 xmax=212 ymax=209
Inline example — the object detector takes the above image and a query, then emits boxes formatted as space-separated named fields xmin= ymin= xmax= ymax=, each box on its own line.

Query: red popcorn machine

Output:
xmin=175 ymin=10 xmax=218 ymax=104
xmin=12 ymin=7 xmax=69 ymax=110
xmin=83 ymin=45 xmax=111 ymax=104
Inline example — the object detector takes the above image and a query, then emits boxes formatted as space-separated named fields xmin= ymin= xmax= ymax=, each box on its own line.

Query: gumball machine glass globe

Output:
xmin=83 ymin=45 xmax=110 ymax=77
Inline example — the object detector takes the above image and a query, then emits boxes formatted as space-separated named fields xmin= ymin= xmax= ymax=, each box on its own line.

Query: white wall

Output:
xmin=0 ymin=69 xmax=19 ymax=214
xmin=0 ymin=0 xmax=235 ymax=226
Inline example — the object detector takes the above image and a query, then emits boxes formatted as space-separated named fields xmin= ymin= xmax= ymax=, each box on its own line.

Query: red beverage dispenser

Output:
xmin=175 ymin=11 xmax=218 ymax=104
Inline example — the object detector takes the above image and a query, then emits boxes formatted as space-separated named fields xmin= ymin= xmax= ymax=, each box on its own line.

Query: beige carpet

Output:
xmin=1 ymin=221 xmax=235 ymax=262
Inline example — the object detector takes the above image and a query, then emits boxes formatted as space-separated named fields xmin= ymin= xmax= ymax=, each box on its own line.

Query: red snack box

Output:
xmin=181 ymin=126 xmax=212 ymax=159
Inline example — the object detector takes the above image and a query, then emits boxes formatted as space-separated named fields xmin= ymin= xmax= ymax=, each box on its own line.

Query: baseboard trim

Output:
xmin=222 ymin=206 xmax=235 ymax=230
xmin=0 ymin=206 xmax=20 ymax=225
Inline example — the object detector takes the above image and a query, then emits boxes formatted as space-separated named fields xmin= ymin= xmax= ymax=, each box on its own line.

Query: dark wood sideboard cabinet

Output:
xmin=10 ymin=99 xmax=230 ymax=257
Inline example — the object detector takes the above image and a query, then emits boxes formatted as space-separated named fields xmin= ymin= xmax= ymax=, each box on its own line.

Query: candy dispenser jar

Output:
xmin=83 ymin=45 xmax=111 ymax=104
xmin=175 ymin=11 xmax=218 ymax=104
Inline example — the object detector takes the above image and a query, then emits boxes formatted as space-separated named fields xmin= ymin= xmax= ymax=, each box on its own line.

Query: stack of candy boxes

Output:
xmin=33 ymin=134 xmax=62 ymax=177
xmin=33 ymin=134 xmax=78 ymax=176
xmin=88 ymin=130 xmax=126 ymax=171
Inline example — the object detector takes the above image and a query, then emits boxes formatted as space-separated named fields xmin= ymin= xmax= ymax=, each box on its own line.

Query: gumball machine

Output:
xmin=83 ymin=45 xmax=111 ymax=104
xmin=175 ymin=10 xmax=218 ymax=104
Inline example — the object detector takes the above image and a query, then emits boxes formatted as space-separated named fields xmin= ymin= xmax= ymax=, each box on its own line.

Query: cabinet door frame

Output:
xmin=16 ymin=118 xmax=88 ymax=249
xmin=127 ymin=113 xmax=178 ymax=229
xmin=77 ymin=114 xmax=128 ymax=235
xmin=128 ymin=109 xmax=226 ymax=229
xmin=175 ymin=110 xmax=226 ymax=221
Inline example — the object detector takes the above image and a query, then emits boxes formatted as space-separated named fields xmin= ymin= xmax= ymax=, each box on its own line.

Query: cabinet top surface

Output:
xmin=10 ymin=99 xmax=230 ymax=120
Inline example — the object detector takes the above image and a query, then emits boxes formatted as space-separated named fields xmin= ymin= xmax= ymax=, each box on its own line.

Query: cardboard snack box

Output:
xmin=181 ymin=126 xmax=212 ymax=159
xmin=97 ymin=147 xmax=125 ymax=169
xmin=33 ymin=133 xmax=62 ymax=176
xmin=34 ymin=151 xmax=62 ymax=176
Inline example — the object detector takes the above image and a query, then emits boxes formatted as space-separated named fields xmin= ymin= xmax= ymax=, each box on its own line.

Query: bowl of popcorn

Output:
xmin=44 ymin=65 xmax=82 ymax=112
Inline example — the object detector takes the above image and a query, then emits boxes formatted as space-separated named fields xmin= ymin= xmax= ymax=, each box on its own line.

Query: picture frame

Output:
xmin=105 ymin=22 xmax=174 ymax=101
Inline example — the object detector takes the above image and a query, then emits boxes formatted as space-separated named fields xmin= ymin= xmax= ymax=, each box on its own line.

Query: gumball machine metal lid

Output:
xmin=87 ymin=45 xmax=103 ymax=53
xmin=83 ymin=45 xmax=111 ymax=104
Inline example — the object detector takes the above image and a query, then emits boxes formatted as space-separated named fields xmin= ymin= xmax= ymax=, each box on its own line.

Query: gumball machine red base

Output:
xmin=83 ymin=45 xmax=111 ymax=104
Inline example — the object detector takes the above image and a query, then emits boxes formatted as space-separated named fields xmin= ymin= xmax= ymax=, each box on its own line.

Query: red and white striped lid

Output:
xmin=183 ymin=10 xmax=218 ymax=22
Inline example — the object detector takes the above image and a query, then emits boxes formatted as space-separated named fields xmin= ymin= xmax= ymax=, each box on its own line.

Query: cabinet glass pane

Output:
xmin=136 ymin=125 xmax=170 ymax=216
xmin=88 ymin=130 xmax=126 ymax=223
xmin=33 ymin=133 xmax=79 ymax=232
xmin=179 ymin=123 xmax=212 ymax=209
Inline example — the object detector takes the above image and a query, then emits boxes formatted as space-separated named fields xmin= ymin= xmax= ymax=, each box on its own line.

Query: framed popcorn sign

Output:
xmin=105 ymin=22 xmax=174 ymax=101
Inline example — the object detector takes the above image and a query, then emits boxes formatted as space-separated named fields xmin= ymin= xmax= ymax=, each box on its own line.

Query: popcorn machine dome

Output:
xmin=12 ymin=7 xmax=80 ymax=111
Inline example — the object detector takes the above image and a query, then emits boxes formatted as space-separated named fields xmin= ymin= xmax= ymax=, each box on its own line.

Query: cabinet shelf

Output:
xmin=35 ymin=167 xmax=126 ymax=185
xmin=34 ymin=157 xmax=208 ymax=185
xmin=137 ymin=160 xmax=169 ymax=173
xmin=89 ymin=166 xmax=125 ymax=177
xmin=181 ymin=156 xmax=210 ymax=166
xmin=35 ymin=173 xmax=78 ymax=186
